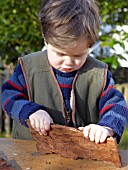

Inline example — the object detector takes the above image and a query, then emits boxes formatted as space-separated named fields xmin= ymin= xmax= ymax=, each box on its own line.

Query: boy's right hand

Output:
xmin=29 ymin=109 xmax=53 ymax=136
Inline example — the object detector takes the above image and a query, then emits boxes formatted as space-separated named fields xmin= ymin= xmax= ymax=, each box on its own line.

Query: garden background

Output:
xmin=0 ymin=0 xmax=128 ymax=149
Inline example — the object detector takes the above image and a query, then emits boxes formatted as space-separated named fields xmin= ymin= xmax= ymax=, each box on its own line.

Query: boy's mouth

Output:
xmin=62 ymin=68 xmax=73 ymax=72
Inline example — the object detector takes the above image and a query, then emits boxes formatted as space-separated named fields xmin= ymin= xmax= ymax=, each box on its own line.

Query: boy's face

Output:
xmin=46 ymin=37 xmax=89 ymax=73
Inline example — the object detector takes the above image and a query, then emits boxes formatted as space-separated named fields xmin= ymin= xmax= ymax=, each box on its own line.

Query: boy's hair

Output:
xmin=39 ymin=0 xmax=100 ymax=49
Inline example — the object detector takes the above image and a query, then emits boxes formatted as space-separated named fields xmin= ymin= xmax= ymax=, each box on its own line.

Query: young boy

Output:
xmin=2 ymin=0 xmax=128 ymax=144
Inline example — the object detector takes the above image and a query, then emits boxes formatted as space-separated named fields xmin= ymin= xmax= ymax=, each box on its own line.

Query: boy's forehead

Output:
xmin=52 ymin=47 xmax=89 ymax=56
xmin=50 ymin=37 xmax=89 ymax=55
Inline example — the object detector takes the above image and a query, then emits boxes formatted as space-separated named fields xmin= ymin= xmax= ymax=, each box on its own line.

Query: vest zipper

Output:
xmin=70 ymin=70 xmax=79 ymax=127
xmin=50 ymin=65 xmax=79 ymax=127
xmin=49 ymin=65 xmax=67 ymax=125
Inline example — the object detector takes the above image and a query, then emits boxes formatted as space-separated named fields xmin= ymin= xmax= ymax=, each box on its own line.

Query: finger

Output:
xmin=103 ymin=126 xmax=114 ymax=136
xmin=30 ymin=119 xmax=35 ymax=129
xmin=50 ymin=117 xmax=54 ymax=124
xmin=34 ymin=119 xmax=41 ymax=132
xmin=89 ymin=128 xmax=96 ymax=142
xmin=100 ymin=130 xmax=108 ymax=143
xmin=83 ymin=125 xmax=91 ymax=139
xmin=95 ymin=129 xmax=103 ymax=144
xmin=78 ymin=127 xmax=84 ymax=131
xmin=38 ymin=131 xmax=43 ymax=136
xmin=40 ymin=128 xmax=47 ymax=136
xmin=40 ymin=120 xmax=47 ymax=135
xmin=44 ymin=119 xmax=50 ymax=131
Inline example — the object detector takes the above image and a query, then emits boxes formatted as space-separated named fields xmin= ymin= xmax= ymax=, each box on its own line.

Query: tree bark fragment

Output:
xmin=27 ymin=121 xmax=121 ymax=168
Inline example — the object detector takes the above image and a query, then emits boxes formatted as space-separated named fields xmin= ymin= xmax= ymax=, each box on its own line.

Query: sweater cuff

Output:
xmin=19 ymin=102 xmax=47 ymax=127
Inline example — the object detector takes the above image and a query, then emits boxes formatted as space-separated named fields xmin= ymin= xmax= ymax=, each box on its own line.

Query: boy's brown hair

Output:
xmin=39 ymin=0 xmax=100 ymax=49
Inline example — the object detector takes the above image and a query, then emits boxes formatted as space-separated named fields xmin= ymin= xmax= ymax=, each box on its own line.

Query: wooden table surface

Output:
xmin=0 ymin=138 xmax=128 ymax=170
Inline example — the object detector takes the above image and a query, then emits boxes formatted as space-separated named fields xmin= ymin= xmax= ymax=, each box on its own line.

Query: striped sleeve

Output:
xmin=2 ymin=64 xmax=46 ymax=127
xmin=98 ymin=70 xmax=128 ymax=143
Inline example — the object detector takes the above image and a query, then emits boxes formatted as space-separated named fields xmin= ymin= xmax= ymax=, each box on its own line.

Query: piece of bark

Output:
xmin=0 ymin=158 xmax=14 ymax=170
xmin=27 ymin=120 xmax=121 ymax=168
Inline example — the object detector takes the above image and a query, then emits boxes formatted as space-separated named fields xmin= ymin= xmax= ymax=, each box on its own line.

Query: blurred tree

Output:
xmin=0 ymin=0 xmax=42 ymax=65
xmin=95 ymin=0 xmax=128 ymax=69
xmin=0 ymin=0 xmax=128 ymax=68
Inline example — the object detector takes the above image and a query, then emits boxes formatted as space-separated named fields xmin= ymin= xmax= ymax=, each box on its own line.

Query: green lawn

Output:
xmin=118 ymin=124 xmax=128 ymax=150
xmin=0 ymin=132 xmax=7 ymax=138
xmin=0 ymin=132 xmax=12 ymax=138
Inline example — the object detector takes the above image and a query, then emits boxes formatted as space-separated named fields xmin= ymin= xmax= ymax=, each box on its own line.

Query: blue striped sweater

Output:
xmin=2 ymin=64 xmax=128 ymax=143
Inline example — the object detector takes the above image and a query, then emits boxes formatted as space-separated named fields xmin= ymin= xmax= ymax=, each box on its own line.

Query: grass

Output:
xmin=0 ymin=132 xmax=7 ymax=138
xmin=0 ymin=131 xmax=12 ymax=138
xmin=118 ymin=124 xmax=128 ymax=150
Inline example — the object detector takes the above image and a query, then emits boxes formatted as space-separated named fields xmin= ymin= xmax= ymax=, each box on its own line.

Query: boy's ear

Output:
xmin=44 ymin=40 xmax=48 ymax=47
xmin=44 ymin=38 xmax=48 ymax=47
xmin=42 ymin=34 xmax=48 ymax=47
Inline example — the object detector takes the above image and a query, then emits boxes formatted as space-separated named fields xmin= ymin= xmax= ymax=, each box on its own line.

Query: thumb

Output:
xmin=78 ymin=127 xmax=84 ymax=131
xmin=50 ymin=117 xmax=54 ymax=124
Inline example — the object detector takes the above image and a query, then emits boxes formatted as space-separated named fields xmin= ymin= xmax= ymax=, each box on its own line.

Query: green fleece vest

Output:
xmin=12 ymin=50 xmax=107 ymax=139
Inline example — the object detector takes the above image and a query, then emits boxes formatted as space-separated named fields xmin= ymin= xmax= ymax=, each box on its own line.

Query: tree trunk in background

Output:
xmin=5 ymin=114 xmax=11 ymax=137
xmin=115 ymin=83 xmax=128 ymax=104
xmin=124 ymin=85 xmax=128 ymax=104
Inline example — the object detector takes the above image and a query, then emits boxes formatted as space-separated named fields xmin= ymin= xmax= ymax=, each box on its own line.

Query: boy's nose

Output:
xmin=65 ymin=56 xmax=74 ymax=65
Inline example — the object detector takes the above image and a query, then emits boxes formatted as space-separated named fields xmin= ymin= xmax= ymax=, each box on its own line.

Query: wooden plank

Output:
xmin=0 ymin=138 xmax=128 ymax=170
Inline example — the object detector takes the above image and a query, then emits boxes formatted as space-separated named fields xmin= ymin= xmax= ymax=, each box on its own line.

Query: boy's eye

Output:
xmin=74 ymin=55 xmax=80 ymax=57
xmin=57 ymin=53 xmax=64 ymax=56
xmin=56 ymin=52 xmax=85 ymax=58
xmin=74 ymin=54 xmax=83 ymax=58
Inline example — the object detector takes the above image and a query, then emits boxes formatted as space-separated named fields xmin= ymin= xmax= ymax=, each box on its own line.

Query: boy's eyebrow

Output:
xmin=73 ymin=52 xmax=88 ymax=56
xmin=53 ymin=48 xmax=65 ymax=54
xmin=53 ymin=49 xmax=88 ymax=56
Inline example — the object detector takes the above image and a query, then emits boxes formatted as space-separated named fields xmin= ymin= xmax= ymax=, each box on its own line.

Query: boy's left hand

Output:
xmin=78 ymin=124 xmax=115 ymax=144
